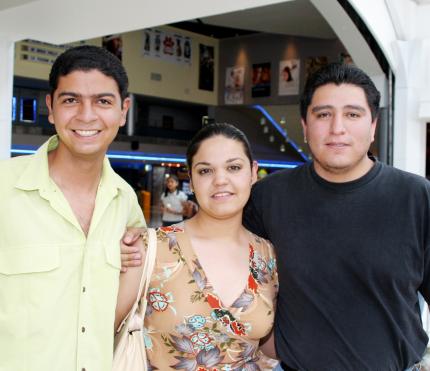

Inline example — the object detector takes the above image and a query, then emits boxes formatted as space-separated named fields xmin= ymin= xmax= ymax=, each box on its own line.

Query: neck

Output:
xmin=185 ymin=211 xmax=246 ymax=242
xmin=48 ymin=147 xmax=103 ymax=193
xmin=313 ymin=156 xmax=374 ymax=183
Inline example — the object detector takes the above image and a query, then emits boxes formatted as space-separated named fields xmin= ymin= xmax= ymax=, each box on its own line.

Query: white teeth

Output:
xmin=213 ymin=192 xmax=231 ymax=198
xmin=75 ymin=130 xmax=98 ymax=137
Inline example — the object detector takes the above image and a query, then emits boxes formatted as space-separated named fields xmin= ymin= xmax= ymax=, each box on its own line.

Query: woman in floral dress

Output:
xmin=116 ymin=123 xmax=279 ymax=370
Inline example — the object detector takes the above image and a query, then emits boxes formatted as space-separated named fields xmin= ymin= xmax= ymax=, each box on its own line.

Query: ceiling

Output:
xmin=0 ymin=0 xmax=335 ymax=44
xmin=0 ymin=0 xmax=37 ymax=12
xmin=198 ymin=0 xmax=337 ymax=39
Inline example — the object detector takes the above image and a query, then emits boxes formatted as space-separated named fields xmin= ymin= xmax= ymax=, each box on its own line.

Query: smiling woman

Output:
xmin=116 ymin=123 xmax=280 ymax=370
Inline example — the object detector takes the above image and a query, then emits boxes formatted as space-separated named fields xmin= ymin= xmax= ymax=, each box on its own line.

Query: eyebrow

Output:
xmin=344 ymin=105 xmax=366 ymax=112
xmin=193 ymin=157 xmax=245 ymax=168
xmin=311 ymin=104 xmax=366 ymax=113
xmin=57 ymin=92 xmax=117 ymax=99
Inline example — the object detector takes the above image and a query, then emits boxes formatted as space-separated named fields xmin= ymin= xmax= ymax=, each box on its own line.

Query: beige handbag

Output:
xmin=112 ymin=228 xmax=157 ymax=371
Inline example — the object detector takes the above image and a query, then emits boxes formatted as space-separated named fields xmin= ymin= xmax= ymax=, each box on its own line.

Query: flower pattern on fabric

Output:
xmin=207 ymin=293 xmax=249 ymax=336
xmin=148 ymin=288 xmax=174 ymax=312
xmin=144 ymin=227 xmax=278 ymax=370
xmin=249 ymin=244 xmax=270 ymax=293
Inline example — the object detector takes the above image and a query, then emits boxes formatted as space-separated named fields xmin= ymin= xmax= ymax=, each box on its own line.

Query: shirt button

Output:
xmin=82 ymin=368 xmax=86 ymax=371
xmin=82 ymin=326 xmax=85 ymax=333
xmin=82 ymin=286 xmax=86 ymax=293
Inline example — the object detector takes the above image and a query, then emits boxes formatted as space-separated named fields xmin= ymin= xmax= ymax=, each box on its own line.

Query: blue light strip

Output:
xmin=258 ymin=161 xmax=301 ymax=169
xmin=107 ymin=153 xmax=186 ymax=163
xmin=252 ymin=104 xmax=309 ymax=162
xmin=10 ymin=146 xmax=301 ymax=169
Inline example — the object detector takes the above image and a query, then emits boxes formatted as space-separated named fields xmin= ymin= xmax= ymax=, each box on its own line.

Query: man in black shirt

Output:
xmin=244 ymin=63 xmax=430 ymax=370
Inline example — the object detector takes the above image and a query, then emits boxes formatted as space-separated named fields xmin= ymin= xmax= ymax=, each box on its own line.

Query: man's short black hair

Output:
xmin=49 ymin=45 xmax=129 ymax=102
xmin=300 ymin=63 xmax=381 ymax=121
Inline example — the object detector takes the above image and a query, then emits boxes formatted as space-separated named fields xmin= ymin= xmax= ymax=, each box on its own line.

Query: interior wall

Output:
xmin=13 ymin=25 xmax=219 ymax=106
xmin=218 ymin=32 xmax=346 ymax=150
xmin=123 ymin=26 xmax=218 ymax=105
xmin=218 ymin=33 xmax=347 ymax=106
xmin=14 ymin=38 xmax=101 ymax=81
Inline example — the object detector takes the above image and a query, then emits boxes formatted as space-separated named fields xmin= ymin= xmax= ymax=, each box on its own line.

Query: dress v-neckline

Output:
xmin=177 ymin=228 xmax=255 ymax=310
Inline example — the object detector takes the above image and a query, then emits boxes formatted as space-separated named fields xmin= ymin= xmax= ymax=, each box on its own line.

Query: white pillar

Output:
xmin=392 ymin=39 xmax=429 ymax=176
xmin=0 ymin=36 xmax=14 ymax=160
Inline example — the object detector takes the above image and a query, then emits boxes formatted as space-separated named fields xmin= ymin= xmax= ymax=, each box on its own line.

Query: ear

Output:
xmin=119 ymin=97 xmax=131 ymax=127
xmin=300 ymin=118 xmax=307 ymax=143
xmin=46 ymin=94 xmax=55 ymax=125
xmin=251 ymin=160 xmax=258 ymax=185
xmin=370 ymin=118 xmax=377 ymax=143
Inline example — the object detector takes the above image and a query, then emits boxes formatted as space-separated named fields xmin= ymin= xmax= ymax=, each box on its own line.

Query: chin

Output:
xmin=209 ymin=209 xmax=242 ymax=220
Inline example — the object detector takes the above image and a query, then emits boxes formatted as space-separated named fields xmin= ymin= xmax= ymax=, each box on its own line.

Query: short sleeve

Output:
xmin=127 ymin=190 xmax=146 ymax=228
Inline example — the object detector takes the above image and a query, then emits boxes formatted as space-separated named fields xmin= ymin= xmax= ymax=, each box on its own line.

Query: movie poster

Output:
xmin=278 ymin=59 xmax=300 ymax=96
xmin=224 ymin=66 xmax=245 ymax=105
xmin=141 ymin=28 xmax=191 ymax=65
xmin=339 ymin=52 xmax=354 ymax=65
xmin=305 ymin=56 xmax=328 ymax=79
xmin=198 ymin=44 xmax=214 ymax=91
xmin=102 ymin=34 xmax=123 ymax=60
xmin=252 ymin=62 xmax=271 ymax=98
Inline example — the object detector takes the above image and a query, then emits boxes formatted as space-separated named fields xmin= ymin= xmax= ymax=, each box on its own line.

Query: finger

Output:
xmin=122 ymin=227 xmax=144 ymax=244
xmin=120 ymin=267 xmax=128 ymax=273
xmin=121 ymin=259 xmax=142 ymax=268
xmin=121 ymin=252 xmax=142 ymax=262
xmin=120 ymin=243 xmax=140 ymax=255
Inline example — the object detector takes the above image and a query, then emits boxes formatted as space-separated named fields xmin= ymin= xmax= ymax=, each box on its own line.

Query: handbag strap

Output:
xmin=136 ymin=228 xmax=157 ymax=316
xmin=116 ymin=228 xmax=157 ymax=333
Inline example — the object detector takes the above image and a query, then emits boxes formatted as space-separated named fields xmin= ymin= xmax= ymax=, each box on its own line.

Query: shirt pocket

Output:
xmin=0 ymin=246 xmax=60 ymax=275
xmin=0 ymin=246 xmax=62 ymax=344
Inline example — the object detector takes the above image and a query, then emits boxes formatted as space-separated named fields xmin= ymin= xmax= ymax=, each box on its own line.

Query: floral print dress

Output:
xmin=143 ymin=225 xmax=279 ymax=371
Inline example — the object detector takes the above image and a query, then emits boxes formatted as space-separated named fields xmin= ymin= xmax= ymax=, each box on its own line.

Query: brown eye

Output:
xmin=197 ymin=168 xmax=212 ymax=175
xmin=228 ymin=165 xmax=242 ymax=172
xmin=98 ymin=98 xmax=112 ymax=105
xmin=347 ymin=112 xmax=361 ymax=119
xmin=316 ymin=112 xmax=330 ymax=119
xmin=63 ymin=97 xmax=78 ymax=104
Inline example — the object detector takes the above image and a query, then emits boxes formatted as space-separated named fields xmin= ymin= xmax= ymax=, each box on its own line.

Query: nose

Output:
xmin=76 ymin=100 xmax=97 ymax=123
xmin=329 ymin=112 xmax=346 ymax=135
xmin=213 ymin=169 xmax=228 ymax=186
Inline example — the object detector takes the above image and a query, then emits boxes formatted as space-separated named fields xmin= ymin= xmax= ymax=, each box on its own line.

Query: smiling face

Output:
xmin=46 ymin=69 xmax=130 ymax=162
xmin=190 ymin=135 xmax=258 ymax=221
xmin=301 ymin=83 xmax=377 ymax=182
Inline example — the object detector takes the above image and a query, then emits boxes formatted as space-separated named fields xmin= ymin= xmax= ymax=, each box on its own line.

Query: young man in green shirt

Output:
xmin=0 ymin=45 xmax=145 ymax=371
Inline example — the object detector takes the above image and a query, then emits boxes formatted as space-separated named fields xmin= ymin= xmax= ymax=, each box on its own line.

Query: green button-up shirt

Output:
xmin=0 ymin=136 xmax=145 ymax=371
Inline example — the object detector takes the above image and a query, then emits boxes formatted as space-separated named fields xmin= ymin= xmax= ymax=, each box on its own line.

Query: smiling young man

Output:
xmin=0 ymin=45 xmax=145 ymax=371
xmin=244 ymin=63 xmax=430 ymax=370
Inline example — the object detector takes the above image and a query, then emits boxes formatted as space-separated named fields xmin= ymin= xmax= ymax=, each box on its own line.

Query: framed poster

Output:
xmin=198 ymin=44 xmax=214 ymax=91
xmin=141 ymin=29 xmax=192 ymax=65
xmin=278 ymin=59 xmax=300 ymax=96
xmin=339 ymin=52 xmax=354 ymax=65
xmin=224 ymin=66 xmax=244 ymax=104
xmin=252 ymin=62 xmax=271 ymax=98
xmin=305 ymin=56 xmax=328 ymax=79
xmin=102 ymin=35 xmax=122 ymax=60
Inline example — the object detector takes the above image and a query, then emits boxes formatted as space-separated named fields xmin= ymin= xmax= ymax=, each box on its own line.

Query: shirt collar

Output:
xmin=15 ymin=135 xmax=128 ymax=193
